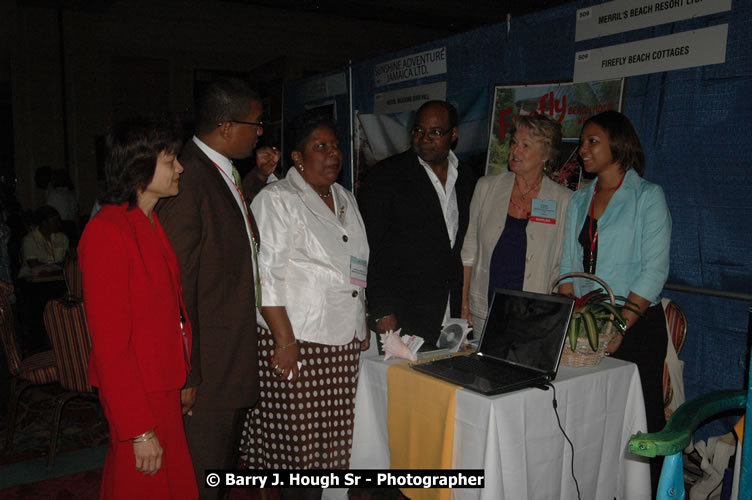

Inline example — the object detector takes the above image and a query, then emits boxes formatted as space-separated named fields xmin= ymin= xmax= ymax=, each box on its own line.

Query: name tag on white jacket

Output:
xmin=350 ymin=256 xmax=367 ymax=287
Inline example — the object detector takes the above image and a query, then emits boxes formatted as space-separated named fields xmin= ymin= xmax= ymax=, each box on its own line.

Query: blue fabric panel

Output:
xmin=664 ymin=289 xmax=750 ymax=439
xmin=284 ymin=0 xmax=752 ymax=439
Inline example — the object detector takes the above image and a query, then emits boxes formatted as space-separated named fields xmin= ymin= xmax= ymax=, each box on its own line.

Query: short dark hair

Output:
xmin=582 ymin=111 xmax=645 ymax=176
xmin=102 ymin=114 xmax=183 ymax=207
xmin=33 ymin=205 xmax=61 ymax=226
xmin=194 ymin=78 xmax=261 ymax=136
xmin=34 ymin=166 xmax=52 ymax=190
xmin=415 ymin=100 xmax=459 ymax=129
xmin=287 ymin=109 xmax=336 ymax=157
xmin=50 ymin=169 xmax=73 ymax=189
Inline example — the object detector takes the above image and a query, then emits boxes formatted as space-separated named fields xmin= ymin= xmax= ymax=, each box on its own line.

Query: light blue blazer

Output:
xmin=560 ymin=169 xmax=671 ymax=304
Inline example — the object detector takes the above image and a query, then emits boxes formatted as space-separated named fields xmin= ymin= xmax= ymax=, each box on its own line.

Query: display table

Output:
xmin=346 ymin=353 xmax=651 ymax=500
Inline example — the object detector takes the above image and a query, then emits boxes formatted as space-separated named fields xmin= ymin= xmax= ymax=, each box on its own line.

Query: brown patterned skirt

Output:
xmin=239 ymin=325 xmax=361 ymax=469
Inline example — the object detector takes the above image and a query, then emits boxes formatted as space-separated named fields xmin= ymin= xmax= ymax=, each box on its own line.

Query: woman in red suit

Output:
xmin=79 ymin=115 xmax=198 ymax=499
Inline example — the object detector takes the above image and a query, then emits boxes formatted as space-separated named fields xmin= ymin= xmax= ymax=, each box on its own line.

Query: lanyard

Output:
xmin=587 ymin=173 xmax=625 ymax=273
xmin=44 ymin=236 xmax=56 ymax=262
xmin=212 ymin=162 xmax=262 ymax=310
xmin=212 ymin=163 xmax=257 ymax=243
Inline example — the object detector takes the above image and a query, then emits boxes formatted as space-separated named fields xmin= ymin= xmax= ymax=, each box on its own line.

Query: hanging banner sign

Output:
xmin=573 ymin=24 xmax=727 ymax=83
xmin=575 ymin=0 xmax=732 ymax=41
xmin=374 ymin=47 xmax=447 ymax=87
xmin=373 ymin=82 xmax=447 ymax=114
xmin=297 ymin=72 xmax=347 ymax=103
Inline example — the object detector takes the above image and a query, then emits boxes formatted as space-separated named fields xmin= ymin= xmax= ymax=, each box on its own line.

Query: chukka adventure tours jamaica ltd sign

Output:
xmin=374 ymin=48 xmax=447 ymax=87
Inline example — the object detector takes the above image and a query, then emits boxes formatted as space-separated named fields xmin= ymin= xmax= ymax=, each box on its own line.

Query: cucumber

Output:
xmin=582 ymin=309 xmax=599 ymax=351
xmin=568 ymin=314 xmax=580 ymax=351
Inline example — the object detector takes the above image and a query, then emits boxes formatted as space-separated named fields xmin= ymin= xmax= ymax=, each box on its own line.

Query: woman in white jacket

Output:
xmin=240 ymin=110 xmax=369 ymax=500
xmin=461 ymin=114 xmax=572 ymax=333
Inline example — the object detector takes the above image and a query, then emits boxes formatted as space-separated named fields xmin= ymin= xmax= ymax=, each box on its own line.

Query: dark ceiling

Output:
xmin=23 ymin=0 xmax=577 ymax=34
xmin=226 ymin=0 xmax=577 ymax=33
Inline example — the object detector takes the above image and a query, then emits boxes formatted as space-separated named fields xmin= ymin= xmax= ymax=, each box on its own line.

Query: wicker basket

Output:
xmin=550 ymin=272 xmax=617 ymax=367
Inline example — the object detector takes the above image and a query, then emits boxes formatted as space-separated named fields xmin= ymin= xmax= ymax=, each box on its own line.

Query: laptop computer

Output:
xmin=411 ymin=288 xmax=575 ymax=396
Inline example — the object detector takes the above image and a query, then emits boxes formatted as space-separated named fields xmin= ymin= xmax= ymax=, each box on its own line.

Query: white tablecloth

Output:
xmin=340 ymin=351 xmax=651 ymax=500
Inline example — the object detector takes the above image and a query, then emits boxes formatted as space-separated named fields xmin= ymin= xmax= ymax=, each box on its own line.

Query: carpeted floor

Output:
xmin=0 ymin=468 xmax=103 ymax=499
xmin=0 ymin=382 xmax=108 ymax=497
xmin=0 ymin=472 xmax=401 ymax=500
xmin=0 ymin=384 xmax=408 ymax=499
xmin=0 ymin=384 xmax=108 ymax=466
xmin=0 ymin=469 xmax=279 ymax=500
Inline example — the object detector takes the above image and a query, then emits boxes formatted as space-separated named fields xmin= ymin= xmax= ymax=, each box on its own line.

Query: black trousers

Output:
xmin=612 ymin=303 xmax=668 ymax=496
xmin=183 ymin=405 xmax=244 ymax=500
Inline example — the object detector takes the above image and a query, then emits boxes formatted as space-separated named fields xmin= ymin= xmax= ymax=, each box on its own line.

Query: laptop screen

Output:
xmin=478 ymin=288 xmax=575 ymax=373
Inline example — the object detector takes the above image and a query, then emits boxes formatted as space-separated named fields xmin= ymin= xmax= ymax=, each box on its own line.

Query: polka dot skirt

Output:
xmin=239 ymin=325 xmax=361 ymax=470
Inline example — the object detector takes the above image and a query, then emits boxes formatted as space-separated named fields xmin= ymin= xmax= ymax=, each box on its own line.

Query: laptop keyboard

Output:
xmin=448 ymin=355 xmax=535 ymax=384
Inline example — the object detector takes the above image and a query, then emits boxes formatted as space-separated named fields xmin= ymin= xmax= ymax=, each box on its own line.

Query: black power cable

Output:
xmin=547 ymin=382 xmax=581 ymax=500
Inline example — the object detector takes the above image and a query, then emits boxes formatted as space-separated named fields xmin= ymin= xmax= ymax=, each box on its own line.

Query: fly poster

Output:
xmin=486 ymin=79 xmax=624 ymax=189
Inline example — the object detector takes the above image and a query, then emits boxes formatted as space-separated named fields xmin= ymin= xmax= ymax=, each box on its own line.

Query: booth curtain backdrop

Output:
xmin=283 ymin=0 xmax=752 ymax=439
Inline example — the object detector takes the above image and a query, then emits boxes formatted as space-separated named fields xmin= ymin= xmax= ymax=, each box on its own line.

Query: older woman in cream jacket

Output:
xmin=461 ymin=114 xmax=572 ymax=333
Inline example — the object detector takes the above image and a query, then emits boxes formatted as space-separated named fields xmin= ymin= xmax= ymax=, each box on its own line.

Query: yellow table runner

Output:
xmin=386 ymin=361 xmax=460 ymax=500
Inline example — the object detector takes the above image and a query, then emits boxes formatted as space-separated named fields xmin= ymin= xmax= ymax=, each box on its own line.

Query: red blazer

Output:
xmin=79 ymin=203 xmax=191 ymax=441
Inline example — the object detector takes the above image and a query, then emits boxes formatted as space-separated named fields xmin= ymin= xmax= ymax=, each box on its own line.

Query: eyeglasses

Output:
xmin=411 ymin=126 xmax=453 ymax=139
xmin=230 ymin=119 xmax=264 ymax=128
xmin=218 ymin=120 xmax=264 ymax=128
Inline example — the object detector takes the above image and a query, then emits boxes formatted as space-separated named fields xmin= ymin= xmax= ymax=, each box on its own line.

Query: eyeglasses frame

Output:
xmin=410 ymin=125 xmax=455 ymax=140
xmin=217 ymin=119 xmax=265 ymax=128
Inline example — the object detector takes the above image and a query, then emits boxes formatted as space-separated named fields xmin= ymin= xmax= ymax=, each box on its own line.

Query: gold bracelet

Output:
xmin=132 ymin=430 xmax=155 ymax=443
xmin=275 ymin=339 xmax=297 ymax=349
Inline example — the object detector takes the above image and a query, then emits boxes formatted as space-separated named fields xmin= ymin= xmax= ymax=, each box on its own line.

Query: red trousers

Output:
xmin=99 ymin=389 xmax=198 ymax=499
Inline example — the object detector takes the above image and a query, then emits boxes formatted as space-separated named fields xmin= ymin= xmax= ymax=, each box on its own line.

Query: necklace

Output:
xmin=515 ymin=175 xmax=543 ymax=200
xmin=509 ymin=198 xmax=530 ymax=218
xmin=318 ymin=188 xmax=332 ymax=199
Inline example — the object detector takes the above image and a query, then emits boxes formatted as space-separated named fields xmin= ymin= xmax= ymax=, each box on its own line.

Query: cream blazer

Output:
xmin=461 ymin=172 xmax=572 ymax=332
xmin=251 ymin=168 xmax=369 ymax=345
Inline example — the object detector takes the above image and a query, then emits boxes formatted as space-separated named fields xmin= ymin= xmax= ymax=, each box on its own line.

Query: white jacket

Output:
xmin=461 ymin=172 xmax=572 ymax=332
xmin=251 ymin=168 xmax=369 ymax=345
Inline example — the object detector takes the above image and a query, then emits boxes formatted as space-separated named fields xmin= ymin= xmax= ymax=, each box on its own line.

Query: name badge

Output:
xmin=350 ymin=256 xmax=367 ymax=287
xmin=530 ymin=199 xmax=557 ymax=224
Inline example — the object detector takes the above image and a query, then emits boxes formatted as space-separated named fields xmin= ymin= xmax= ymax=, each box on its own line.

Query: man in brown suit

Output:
xmin=157 ymin=78 xmax=262 ymax=500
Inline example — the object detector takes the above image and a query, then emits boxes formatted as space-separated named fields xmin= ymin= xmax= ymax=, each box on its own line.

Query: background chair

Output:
xmin=63 ymin=255 xmax=83 ymax=299
xmin=0 ymin=281 xmax=59 ymax=452
xmin=43 ymin=296 xmax=97 ymax=466
xmin=663 ymin=301 xmax=688 ymax=420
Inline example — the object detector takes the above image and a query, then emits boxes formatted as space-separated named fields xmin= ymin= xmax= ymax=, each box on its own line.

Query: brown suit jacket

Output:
xmin=156 ymin=139 xmax=259 ymax=409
